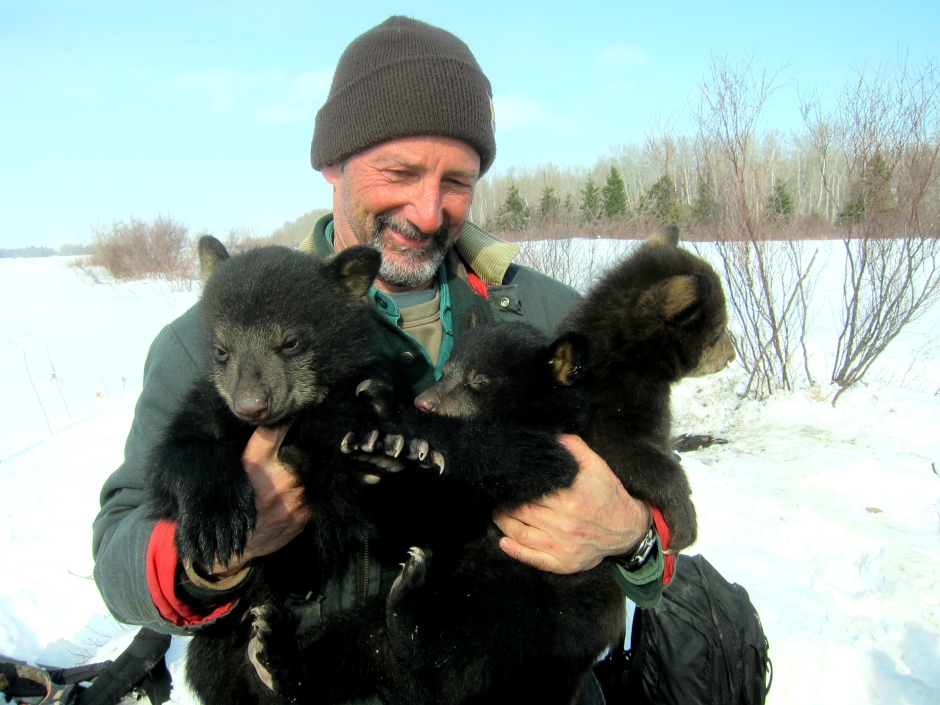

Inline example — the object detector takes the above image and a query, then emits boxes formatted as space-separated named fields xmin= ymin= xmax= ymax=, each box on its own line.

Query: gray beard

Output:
xmin=369 ymin=215 xmax=450 ymax=288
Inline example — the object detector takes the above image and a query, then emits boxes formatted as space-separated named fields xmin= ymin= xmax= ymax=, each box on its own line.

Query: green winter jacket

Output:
xmin=92 ymin=214 xmax=664 ymax=640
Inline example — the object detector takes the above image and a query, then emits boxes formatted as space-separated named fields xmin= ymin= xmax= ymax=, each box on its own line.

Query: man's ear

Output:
xmin=321 ymin=163 xmax=342 ymax=187
xmin=197 ymin=235 xmax=230 ymax=284
xmin=548 ymin=331 xmax=590 ymax=386
xmin=326 ymin=246 xmax=381 ymax=297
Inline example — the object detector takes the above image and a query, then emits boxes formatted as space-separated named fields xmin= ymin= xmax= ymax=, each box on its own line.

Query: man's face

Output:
xmin=323 ymin=135 xmax=481 ymax=292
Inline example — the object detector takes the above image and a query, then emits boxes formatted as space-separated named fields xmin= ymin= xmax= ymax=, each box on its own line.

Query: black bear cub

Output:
xmin=257 ymin=323 xmax=625 ymax=705
xmin=144 ymin=236 xmax=397 ymax=705
xmin=375 ymin=227 xmax=733 ymax=703
xmin=560 ymin=224 xmax=734 ymax=551
xmin=256 ymin=229 xmax=732 ymax=705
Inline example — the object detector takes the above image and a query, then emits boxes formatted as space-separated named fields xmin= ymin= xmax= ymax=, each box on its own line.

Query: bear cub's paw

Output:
xmin=174 ymin=486 xmax=255 ymax=569
xmin=355 ymin=378 xmax=397 ymax=419
xmin=386 ymin=547 xmax=431 ymax=661
xmin=340 ymin=430 xmax=445 ymax=479
xmin=247 ymin=604 xmax=301 ymax=701
xmin=661 ymin=498 xmax=698 ymax=553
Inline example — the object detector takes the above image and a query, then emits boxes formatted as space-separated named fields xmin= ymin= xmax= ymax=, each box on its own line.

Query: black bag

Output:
xmin=1 ymin=628 xmax=172 ymax=705
xmin=595 ymin=553 xmax=772 ymax=705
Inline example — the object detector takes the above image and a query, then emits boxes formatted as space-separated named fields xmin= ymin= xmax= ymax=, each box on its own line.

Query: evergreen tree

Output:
xmin=579 ymin=176 xmax=602 ymax=223
xmin=768 ymin=181 xmax=794 ymax=223
xmin=840 ymin=151 xmax=895 ymax=223
xmin=601 ymin=166 xmax=628 ymax=219
xmin=640 ymin=174 xmax=682 ymax=225
xmin=492 ymin=182 xmax=531 ymax=232
xmin=564 ymin=192 xmax=576 ymax=218
xmin=537 ymin=186 xmax=562 ymax=222
xmin=691 ymin=180 xmax=720 ymax=226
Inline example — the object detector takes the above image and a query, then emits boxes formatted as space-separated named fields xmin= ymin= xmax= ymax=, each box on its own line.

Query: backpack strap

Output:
xmin=593 ymin=603 xmax=650 ymax=705
xmin=0 ymin=659 xmax=82 ymax=704
xmin=1 ymin=629 xmax=171 ymax=705
xmin=623 ymin=606 xmax=650 ymax=703
xmin=695 ymin=557 xmax=737 ymax=697
xmin=76 ymin=628 xmax=172 ymax=705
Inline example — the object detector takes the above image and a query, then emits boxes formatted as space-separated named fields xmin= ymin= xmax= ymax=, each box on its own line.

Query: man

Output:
xmin=93 ymin=16 xmax=667 ymax=704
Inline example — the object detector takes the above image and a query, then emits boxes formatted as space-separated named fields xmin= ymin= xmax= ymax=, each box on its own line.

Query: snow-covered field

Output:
xmin=1 ymin=245 xmax=939 ymax=704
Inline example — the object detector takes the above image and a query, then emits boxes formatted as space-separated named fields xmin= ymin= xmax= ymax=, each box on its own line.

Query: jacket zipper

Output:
xmin=362 ymin=537 xmax=370 ymax=599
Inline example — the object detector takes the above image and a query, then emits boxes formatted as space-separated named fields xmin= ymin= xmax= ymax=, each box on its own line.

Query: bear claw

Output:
xmin=247 ymin=606 xmax=276 ymax=691
xmin=400 ymin=546 xmax=428 ymax=586
xmin=407 ymin=439 xmax=429 ymax=462
xmin=384 ymin=434 xmax=405 ymax=458
xmin=361 ymin=430 xmax=380 ymax=453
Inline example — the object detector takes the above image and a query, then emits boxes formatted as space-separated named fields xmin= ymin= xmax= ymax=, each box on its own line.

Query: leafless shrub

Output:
xmin=500 ymin=218 xmax=647 ymax=244
xmin=803 ymin=54 xmax=940 ymax=404
xmin=222 ymin=226 xmax=269 ymax=253
xmin=218 ymin=210 xmax=332 ymax=253
xmin=268 ymin=208 xmax=330 ymax=247
xmin=831 ymin=234 xmax=940 ymax=403
xmin=58 ymin=243 xmax=93 ymax=256
xmin=708 ymin=237 xmax=819 ymax=397
xmin=514 ymin=236 xmax=631 ymax=294
xmin=694 ymin=53 xmax=819 ymax=398
xmin=78 ymin=215 xmax=195 ymax=281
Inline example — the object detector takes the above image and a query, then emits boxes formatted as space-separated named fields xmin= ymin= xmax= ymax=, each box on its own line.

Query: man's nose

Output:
xmin=406 ymin=180 xmax=444 ymax=234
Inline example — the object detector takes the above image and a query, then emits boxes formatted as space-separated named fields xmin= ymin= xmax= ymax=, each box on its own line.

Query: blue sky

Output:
xmin=1 ymin=0 xmax=936 ymax=249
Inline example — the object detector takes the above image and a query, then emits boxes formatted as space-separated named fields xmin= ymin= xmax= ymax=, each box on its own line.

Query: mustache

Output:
xmin=372 ymin=214 xmax=450 ymax=244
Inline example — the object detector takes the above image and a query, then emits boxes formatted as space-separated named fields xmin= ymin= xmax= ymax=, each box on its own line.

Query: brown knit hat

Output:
xmin=310 ymin=16 xmax=496 ymax=175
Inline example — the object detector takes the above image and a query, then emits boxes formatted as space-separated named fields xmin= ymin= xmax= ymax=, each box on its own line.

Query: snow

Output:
xmin=1 ymin=246 xmax=939 ymax=704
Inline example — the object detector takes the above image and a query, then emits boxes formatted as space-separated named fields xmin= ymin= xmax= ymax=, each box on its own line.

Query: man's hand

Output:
xmin=209 ymin=424 xmax=310 ymax=577
xmin=492 ymin=434 xmax=651 ymax=574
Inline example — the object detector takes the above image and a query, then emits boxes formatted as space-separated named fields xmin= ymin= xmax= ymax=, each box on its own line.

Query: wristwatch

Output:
xmin=613 ymin=524 xmax=658 ymax=572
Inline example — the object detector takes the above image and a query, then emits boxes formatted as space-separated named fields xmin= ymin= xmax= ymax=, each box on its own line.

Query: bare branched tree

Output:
xmin=803 ymin=54 xmax=940 ymax=404
xmin=515 ymin=237 xmax=630 ymax=294
xmin=694 ymin=53 xmax=818 ymax=398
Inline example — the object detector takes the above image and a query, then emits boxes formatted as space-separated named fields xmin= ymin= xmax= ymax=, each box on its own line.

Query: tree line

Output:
xmin=472 ymin=53 xmax=939 ymax=250
xmin=500 ymin=53 xmax=940 ymax=403
xmin=65 ymin=52 xmax=939 ymax=404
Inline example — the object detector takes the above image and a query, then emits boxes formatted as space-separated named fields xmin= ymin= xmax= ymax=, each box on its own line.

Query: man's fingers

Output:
xmin=244 ymin=422 xmax=293 ymax=465
xmin=493 ymin=510 xmax=554 ymax=552
xmin=494 ymin=502 xmax=552 ymax=530
xmin=558 ymin=433 xmax=593 ymax=468
xmin=497 ymin=536 xmax=564 ymax=574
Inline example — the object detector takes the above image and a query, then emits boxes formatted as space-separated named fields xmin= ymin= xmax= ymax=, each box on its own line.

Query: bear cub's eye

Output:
xmin=466 ymin=374 xmax=490 ymax=390
xmin=280 ymin=336 xmax=302 ymax=355
xmin=707 ymin=330 xmax=725 ymax=347
xmin=213 ymin=345 xmax=229 ymax=363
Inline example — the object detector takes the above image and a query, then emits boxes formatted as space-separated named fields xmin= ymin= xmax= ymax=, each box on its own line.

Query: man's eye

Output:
xmin=446 ymin=177 xmax=468 ymax=187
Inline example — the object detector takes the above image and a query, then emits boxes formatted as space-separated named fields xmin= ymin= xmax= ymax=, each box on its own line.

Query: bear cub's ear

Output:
xmin=327 ymin=246 xmax=382 ymax=297
xmin=197 ymin=235 xmax=230 ymax=284
xmin=644 ymin=224 xmax=680 ymax=248
xmin=548 ymin=331 xmax=590 ymax=386
xmin=645 ymin=273 xmax=713 ymax=325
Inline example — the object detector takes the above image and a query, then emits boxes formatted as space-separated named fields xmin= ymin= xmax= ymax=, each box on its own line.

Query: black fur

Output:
xmin=560 ymin=231 xmax=731 ymax=550
xmin=260 ymin=233 xmax=729 ymax=704
xmin=144 ymin=238 xmax=403 ymax=705
xmin=256 ymin=324 xmax=625 ymax=705
xmin=233 ymin=232 xmax=731 ymax=705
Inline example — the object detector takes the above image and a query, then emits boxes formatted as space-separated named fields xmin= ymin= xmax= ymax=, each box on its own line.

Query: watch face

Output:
xmin=615 ymin=526 xmax=657 ymax=571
